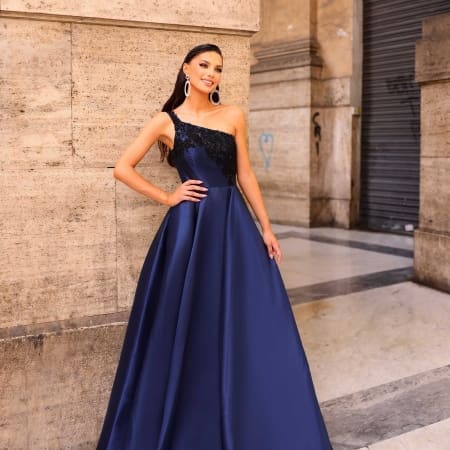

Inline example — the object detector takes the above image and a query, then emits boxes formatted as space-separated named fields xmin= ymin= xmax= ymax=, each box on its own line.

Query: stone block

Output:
xmin=414 ymin=12 xmax=450 ymax=293
xmin=250 ymin=77 xmax=312 ymax=110
xmin=251 ymin=38 xmax=322 ymax=74
xmin=71 ymin=24 xmax=250 ymax=168
xmin=251 ymin=0 xmax=314 ymax=46
xmin=416 ymin=38 xmax=450 ymax=83
xmin=0 ymin=338 xmax=28 ymax=449
xmin=420 ymin=83 xmax=450 ymax=158
xmin=265 ymin=196 xmax=310 ymax=226
xmin=418 ymin=157 xmax=450 ymax=234
xmin=1 ymin=0 xmax=259 ymax=32
xmin=349 ymin=113 xmax=361 ymax=227
xmin=250 ymin=66 xmax=313 ymax=85
xmin=414 ymin=229 xmax=450 ymax=293
xmin=0 ymin=169 xmax=117 ymax=328
xmin=311 ymin=77 xmax=351 ymax=107
xmin=0 ymin=324 xmax=126 ymax=448
xmin=0 ymin=18 xmax=72 ymax=170
xmin=310 ymin=107 xmax=353 ymax=200
xmin=311 ymin=198 xmax=351 ymax=228
xmin=422 ymin=12 xmax=450 ymax=40
xmin=116 ymin=157 xmax=179 ymax=309
xmin=317 ymin=0 xmax=353 ymax=78
xmin=248 ymin=107 xmax=311 ymax=225
xmin=249 ymin=107 xmax=310 ymax=197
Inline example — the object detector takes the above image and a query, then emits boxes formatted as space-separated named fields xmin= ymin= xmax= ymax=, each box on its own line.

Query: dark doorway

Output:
xmin=360 ymin=0 xmax=450 ymax=233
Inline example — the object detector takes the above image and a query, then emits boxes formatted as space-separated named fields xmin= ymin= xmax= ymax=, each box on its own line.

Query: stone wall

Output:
xmin=249 ymin=0 xmax=362 ymax=227
xmin=414 ymin=13 xmax=450 ymax=293
xmin=0 ymin=2 xmax=258 ymax=447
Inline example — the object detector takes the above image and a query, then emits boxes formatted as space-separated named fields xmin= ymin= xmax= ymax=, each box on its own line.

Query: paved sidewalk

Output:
xmin=272 ymin=224 xmax=450 ymax=450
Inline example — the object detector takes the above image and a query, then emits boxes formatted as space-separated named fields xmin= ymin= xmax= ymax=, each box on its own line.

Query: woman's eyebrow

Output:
xmin=199 ymin=59 xmax=223 ymax=67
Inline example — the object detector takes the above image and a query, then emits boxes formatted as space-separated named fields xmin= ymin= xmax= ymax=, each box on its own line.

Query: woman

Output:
xmin=97 ymin=43 xmax=332 ymax=450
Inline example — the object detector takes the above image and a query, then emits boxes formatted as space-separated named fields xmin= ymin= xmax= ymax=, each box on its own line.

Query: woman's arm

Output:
xmin=113 ymin=112 xmax=208 ymax=206
xmin=231 ymin=106 xmax=282 ymax=264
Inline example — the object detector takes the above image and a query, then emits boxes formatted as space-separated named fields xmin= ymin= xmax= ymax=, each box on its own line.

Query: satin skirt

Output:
xmin=97 ymin=185 xmax=332 ymax=450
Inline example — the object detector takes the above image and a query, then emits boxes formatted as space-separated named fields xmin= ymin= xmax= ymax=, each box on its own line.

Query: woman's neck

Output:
xmin=179 ymin=91 xmax=216 ymax=117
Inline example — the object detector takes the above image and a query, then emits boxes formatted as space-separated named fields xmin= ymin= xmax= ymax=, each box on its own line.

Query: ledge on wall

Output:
xmin=251 ymin=38 xmax=323 ymax=74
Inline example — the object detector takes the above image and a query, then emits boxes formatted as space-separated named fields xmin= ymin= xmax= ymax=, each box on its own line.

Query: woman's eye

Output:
xmin=200 ymin=63 xmax=208 ymax=68
xmin=216 ymin=68 xmax=222 ymax=73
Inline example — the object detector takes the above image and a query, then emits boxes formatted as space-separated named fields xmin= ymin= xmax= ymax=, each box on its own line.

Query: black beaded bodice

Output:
xmin=166 ymin=110 xmax=237 ymax=187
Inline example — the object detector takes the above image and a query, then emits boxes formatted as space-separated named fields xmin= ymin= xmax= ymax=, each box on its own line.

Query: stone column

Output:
xmin=0 ymin=1 xmax=258 ymax=447
xmin=414 ymin=13 xmax=450 ymax=293
xmin=250 ymin=38 xmax=322 ymax=224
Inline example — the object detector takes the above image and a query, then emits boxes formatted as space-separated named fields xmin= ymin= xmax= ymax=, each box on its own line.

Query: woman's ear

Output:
xmin=182 ymin=62 xmax=189 ymax=77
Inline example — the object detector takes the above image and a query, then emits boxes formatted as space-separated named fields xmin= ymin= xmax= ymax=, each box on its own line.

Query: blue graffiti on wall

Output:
xmin=258 ymin=132 xmax=274 ymax=170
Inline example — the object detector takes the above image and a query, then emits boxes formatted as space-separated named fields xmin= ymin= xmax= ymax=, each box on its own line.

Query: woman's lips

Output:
xmin=201 ymin=79 xmax=214 ymax=87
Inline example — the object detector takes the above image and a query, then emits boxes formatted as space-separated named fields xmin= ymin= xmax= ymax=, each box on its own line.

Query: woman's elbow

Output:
xmin=113 ymin=161 xmax=133 ymax=180
xmin=113 ymin=163 xmax=128 ymax=180
xmin=112 ymin=166 xmax=121 ymax=179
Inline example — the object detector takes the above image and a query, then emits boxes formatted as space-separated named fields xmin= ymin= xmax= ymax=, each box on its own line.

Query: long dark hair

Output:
xmin=158 ymin=43 xmax=223 ymax=163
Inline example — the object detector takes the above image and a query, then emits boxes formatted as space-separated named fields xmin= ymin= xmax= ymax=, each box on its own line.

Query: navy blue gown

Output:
xmin=97 ymin=110 xmax=332 ymax=450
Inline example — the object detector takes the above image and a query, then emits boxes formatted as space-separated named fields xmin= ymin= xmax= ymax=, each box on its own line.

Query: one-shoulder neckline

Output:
xmin=170 ymin=110 xmax=235 ymax=139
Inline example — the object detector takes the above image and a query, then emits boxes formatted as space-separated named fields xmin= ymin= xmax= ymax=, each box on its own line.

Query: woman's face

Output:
xmin=183 ymin=51 xmax=223 ymax=95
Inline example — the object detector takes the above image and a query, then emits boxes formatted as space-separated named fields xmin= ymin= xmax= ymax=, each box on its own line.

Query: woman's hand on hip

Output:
xmin=165 ymin=179 xmax=208 ymax=206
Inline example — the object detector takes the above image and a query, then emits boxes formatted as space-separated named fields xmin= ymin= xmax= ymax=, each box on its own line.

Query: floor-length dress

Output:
xmin=96 ymin=110 xmax=333 ymax=450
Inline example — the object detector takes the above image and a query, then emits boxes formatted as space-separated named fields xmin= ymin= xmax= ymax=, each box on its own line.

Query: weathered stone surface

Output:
xmin=0 ymin=169 xmax=117 ymax=327
xmin=249 ymin=107 xmax=311 ymax=225
xmin=1 ymin=0 xmax=259 ymax=32
xmin=265 ymin=196 xmax=311 ymax=226
xmin=316 ymin=0 xmax=354 ymax=79
xmin=311 ymin=198 xmax=351 ymax=229
xmin=250 ymin=75 xmax=312 ymax=110
xmin=0 ymin=324 xmax=126 ymax=449
xmin=250 ymin=65 xmax=314 ymax=85
xmin=0 ymin=18 xmax=72 ymax=170
xmin=116 ymin=159 xmax=178 ymax=309
xmin=249 ymin=108 xmax=310 ymax=196
xmin=251 ymin=38 xmax=322 ymax=73
xmin=249 ymin=0 xmax=358 ymax=227
xmin=1 ymin=1 xmax=257 ymax=447
xmin=414 ymin=230 xmax=450 ymax=292
xmin=312 ymin=77 xmax=352 ymax=107
xmin=0 ymin=338 xmax=28 ymax=449
xmin=310 ymin=107 xmax=353 ymax=200
xmin=420 ymin=83 xmax=450 ymax=158
xmin=422 ymin=11 xmax=450 ymax=40
xmin=418 ymin=157 xmax=450 ymax=234
xmin=414 ymin=12 xmax=450 ymax=293
xmin=0 ymin=311 xmax=129 ymax=340
xmin=310 ymin=103 xmax=354 ymax=228
xmin=251 ymin=0 xmax=314 ymax=47
xmin=416 ymin=38 xmax=450 ymax=83
xmin=349 ymin=113 xmax=361 ymax=226
xmin=72 ymin=24 xmax=250 ymax=168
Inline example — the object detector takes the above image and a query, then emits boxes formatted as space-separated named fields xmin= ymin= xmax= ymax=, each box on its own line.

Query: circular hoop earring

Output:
xmin=209 ymin=87 xmax=221 ymax=105
xmin=184 ymin=74 xmax=191 ymax=97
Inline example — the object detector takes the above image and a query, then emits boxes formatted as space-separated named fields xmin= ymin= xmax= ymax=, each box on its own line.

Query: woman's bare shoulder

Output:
xmin=219 ymin=103 xmax=244 ymax=115
xmin=218 ymin=104 xmax=245 ymax=124
xmin=140 ymin=110 xmax=172 ymax=135
xmin=151 ymin=110 xmax=172 ymax=125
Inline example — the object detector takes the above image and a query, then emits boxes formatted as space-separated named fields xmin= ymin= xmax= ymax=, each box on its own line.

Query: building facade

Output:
xmin=248 ymin=0 xmax=450 ymax=292
xmin=249 ymin=0 xmax=450 ymax=233
xmin=0 ymin=1 xmax=258 ymax=446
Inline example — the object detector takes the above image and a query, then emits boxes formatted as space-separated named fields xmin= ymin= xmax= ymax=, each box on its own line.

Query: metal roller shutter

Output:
xmin=360 ymin=0 xmax=450 ymax=233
